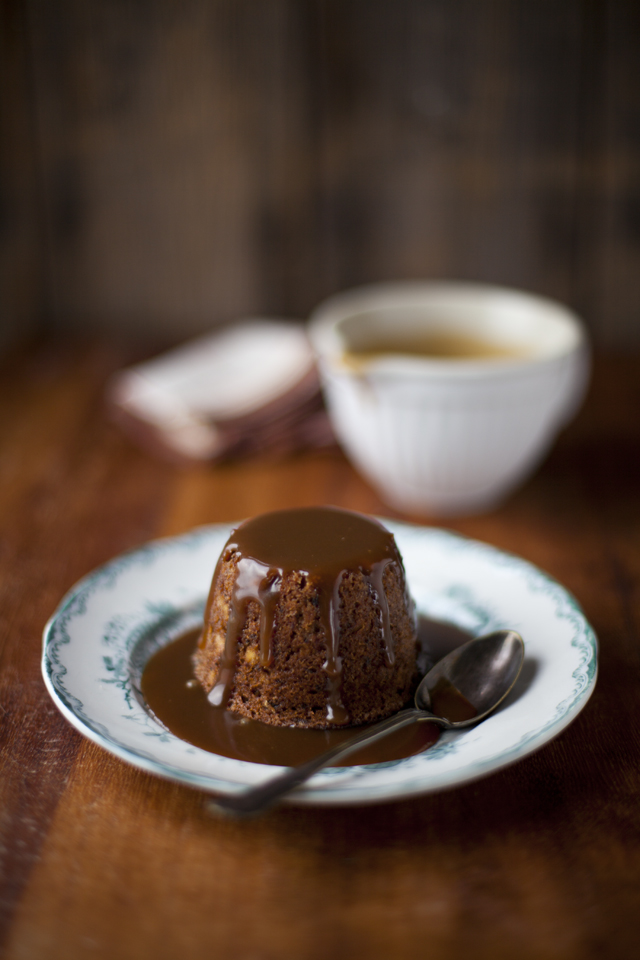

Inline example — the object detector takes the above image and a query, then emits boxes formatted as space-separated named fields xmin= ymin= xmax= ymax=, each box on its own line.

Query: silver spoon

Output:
xmin=207 ymin=629 xmax=524 ymax=818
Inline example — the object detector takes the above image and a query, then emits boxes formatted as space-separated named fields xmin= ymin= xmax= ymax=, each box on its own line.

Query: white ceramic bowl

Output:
xmin=309 ymin=281 xmax=590 ymax=516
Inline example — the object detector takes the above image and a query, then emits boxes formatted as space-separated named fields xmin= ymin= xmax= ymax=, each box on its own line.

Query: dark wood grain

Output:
xmin=0 ymin=0 xmax=44 ymax=353
xmin=2 ymin=0 xmax=639 ymax=347
xmin=0 ymin=340 xmax=639 ymax=959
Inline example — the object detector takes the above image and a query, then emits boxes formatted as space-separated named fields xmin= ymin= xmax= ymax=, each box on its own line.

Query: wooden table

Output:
xmin=1 ymin=341 xmax=639 ymax=960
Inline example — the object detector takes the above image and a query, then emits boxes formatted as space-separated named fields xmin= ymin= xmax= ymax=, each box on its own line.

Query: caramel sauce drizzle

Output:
xmin=204 ymin=507 xmax=404 ymax=725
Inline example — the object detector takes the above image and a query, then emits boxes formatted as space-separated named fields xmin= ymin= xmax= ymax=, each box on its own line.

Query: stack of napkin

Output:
xmin=107 ymin=320 xmax=335 ymax=462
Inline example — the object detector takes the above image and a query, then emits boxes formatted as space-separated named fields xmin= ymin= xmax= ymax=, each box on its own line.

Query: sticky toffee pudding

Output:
xmin=194 ymin=507 xmax=418 ymax=728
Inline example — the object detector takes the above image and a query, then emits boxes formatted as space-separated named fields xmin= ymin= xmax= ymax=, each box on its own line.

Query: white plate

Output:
xmin=42 ymin=521 xmax=597 ymax=806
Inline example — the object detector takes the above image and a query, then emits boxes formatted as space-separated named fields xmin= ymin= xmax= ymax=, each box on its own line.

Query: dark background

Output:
xmin=2 ymin=0 xmax=639 ymax=353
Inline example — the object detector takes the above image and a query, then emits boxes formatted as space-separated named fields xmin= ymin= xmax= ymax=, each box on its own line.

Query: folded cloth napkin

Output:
xmin=106 ymin=320 xmax=335 ymax=462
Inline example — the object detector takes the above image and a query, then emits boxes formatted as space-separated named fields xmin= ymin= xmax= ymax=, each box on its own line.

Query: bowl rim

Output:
xmin=308 ymin=280 xmax=588 ymax=378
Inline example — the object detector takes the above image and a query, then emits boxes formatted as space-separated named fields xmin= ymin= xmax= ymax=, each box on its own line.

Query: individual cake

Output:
xmin=193 ymin=506 xmax=418 ymax=728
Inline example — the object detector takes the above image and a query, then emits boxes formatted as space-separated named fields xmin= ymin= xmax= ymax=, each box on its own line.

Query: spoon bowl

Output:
xmin=208 ymin=629 xmax=524 ymax=818
xmin=417 ymin=629 xmax=525 ymax=722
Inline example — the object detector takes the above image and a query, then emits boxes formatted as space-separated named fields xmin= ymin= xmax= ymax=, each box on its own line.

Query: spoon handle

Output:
xmin=207 ymin=707 xmax=451 ymax=818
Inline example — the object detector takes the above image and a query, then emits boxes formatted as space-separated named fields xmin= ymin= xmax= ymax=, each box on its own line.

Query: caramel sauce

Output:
xmin=343 ymin=331 xmax=531 ymax=364
xmin=141 ymin=617 xmax=475 ymax=767
xmin=429 ymin=676 xmax=478 ymax=723
xmin=202 ymin=507 xmax=407 ymax=725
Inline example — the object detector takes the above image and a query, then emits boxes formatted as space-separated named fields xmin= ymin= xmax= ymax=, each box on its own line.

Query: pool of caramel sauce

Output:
xmin=141 ymin=616 xmax=475 ymax=767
